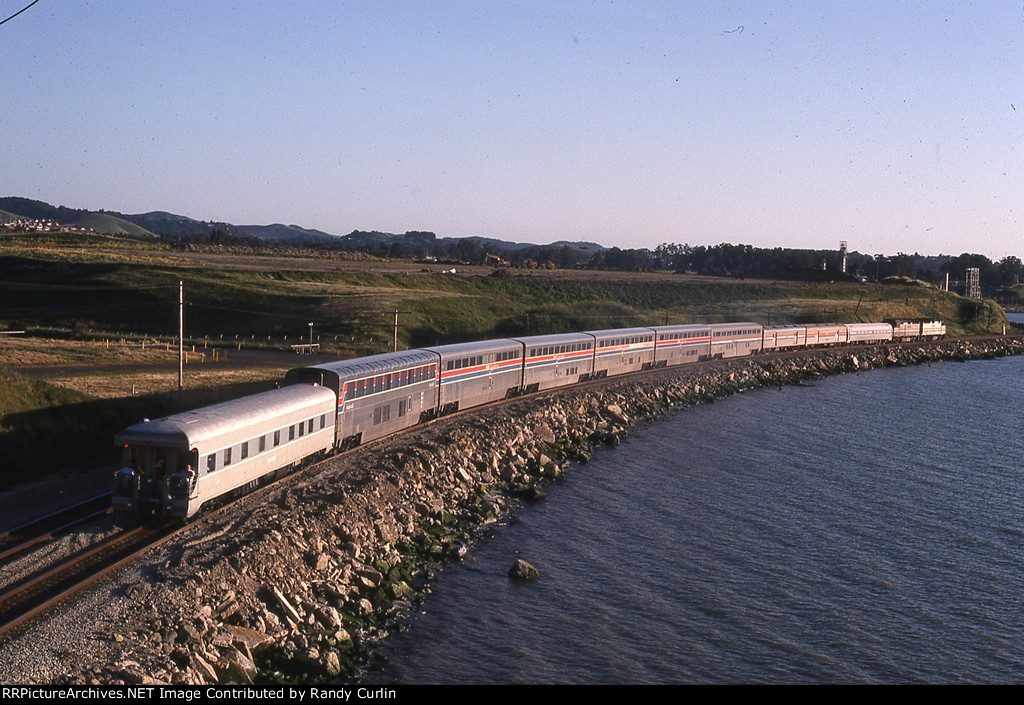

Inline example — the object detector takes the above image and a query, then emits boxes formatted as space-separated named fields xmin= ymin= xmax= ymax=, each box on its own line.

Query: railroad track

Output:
xmin=0 ymin=493 xmax=113 ymax=562
xmin=0 ymin=522 xmax=175 ymax=640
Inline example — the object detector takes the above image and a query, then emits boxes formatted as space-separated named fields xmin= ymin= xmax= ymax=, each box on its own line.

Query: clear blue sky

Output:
xmin=2 ymin=1 xmax=1022 ymax=258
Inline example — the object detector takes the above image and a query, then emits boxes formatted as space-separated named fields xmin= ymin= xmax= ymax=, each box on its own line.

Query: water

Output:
xmin=369 ymin=353 xmax=1024 ymax=684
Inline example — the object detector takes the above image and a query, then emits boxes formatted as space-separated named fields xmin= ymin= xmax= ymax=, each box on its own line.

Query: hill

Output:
xmin=0 ymin=197 xmax=154 ymax=236
xmin=0 ymin=197 xmax=608 ymax=255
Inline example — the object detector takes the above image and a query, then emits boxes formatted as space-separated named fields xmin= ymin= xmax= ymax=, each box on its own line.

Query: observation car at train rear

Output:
xmin=113 ymin=385 xmax=336 ymax=518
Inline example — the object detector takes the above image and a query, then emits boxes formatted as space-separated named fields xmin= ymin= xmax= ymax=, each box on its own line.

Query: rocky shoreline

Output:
xmin=10 ymin=336 xmax=1024 ymax=685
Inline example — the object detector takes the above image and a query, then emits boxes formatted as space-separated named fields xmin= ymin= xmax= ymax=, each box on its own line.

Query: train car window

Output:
xmin=207 ymin=454 xmax=216 ymax=473
xmin=259 ymin=436 xmax=266 ymax=453
xmin=224 ymin=447 xmax=232 ymax=466
xmin=241 ymin=442 xmax=249 ymax=460
xmin=274 ymin=430 xmax=281 ymax=447
xmin=289 ymin=425 xmax=296 ymax=441
xmin=373 ymin=406 xmax=382 ymax=425
xmin=298 ymin=423 xmax=305 ymax=438
xmin=308 ymin=419 xmax=314 ymax=434
xmin=320 ymin=414 xmax=326 ymax=429
xmin=382 ymin=405 xmax=391 ymax=422
xmin=399 ymin=399 xmax=406 ymax=417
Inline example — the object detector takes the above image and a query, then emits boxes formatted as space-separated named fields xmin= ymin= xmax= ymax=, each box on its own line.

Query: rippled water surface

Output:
xmin=369 ymin=355 xmax=1024 ymax=683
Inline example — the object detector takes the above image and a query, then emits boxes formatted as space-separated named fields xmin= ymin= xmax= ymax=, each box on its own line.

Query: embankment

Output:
xmin=42 ymin=336 xmax=1024 ymax=684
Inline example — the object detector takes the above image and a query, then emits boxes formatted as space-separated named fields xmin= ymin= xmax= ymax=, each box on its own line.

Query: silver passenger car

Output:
xmin=425 ymin=339 xmax=524 ymax=414
xmin=804 ymin=323 xmax=849 ymax=347
xmin=113 ymin=384 xmax=337 ymax=519
xmin=516 ymin=332 xmax=595 ymax=392
xmin=761 ymin=325 xmax=807 ymax=352
xmin=650 ymin=324 xmax=711 ymax=367
xmin=586 ymin=327 xmax=656 ymax=377
xmin=708 ymin=322 xmax=763 ymax=359
xmin=845 ymin=322 xmax=893 ymax=344
xmin=287 ymin=350 xmax=438 ymax=448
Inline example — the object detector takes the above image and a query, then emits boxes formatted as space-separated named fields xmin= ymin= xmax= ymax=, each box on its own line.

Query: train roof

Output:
xmin=423 ymin=338 xmax=522 ymax=358
xmin=584 ymin=327 xmax=656 ymax=339
xmin=515 ymin=332 xmax=594 ymax=346
xmin=650 ymin=324 xmax=711 ymax=333
xmin=845 ymin=322 xmax=893 ymax=330
xmin=285 ymin=349 xmax=438 ymax=386
xmin=708 ymin=321 xmax=761 ymax=329
xmin=115 ymin=384 xmax=337 ymax=448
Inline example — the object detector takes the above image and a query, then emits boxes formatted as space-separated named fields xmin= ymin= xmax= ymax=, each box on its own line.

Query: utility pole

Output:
xmin=178 ymin=280 xmax=184 ymax=408
xmin=394 ymin=310 xmax=399 ymax=352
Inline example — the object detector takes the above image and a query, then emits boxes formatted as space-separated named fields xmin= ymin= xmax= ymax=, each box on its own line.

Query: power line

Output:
xmin=0 ymin=0 xmax=41 ymax=27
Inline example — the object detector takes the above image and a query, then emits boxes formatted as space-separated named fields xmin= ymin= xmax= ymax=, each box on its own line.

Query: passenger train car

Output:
xmin=113 ymin=318 xmax=946 ymax=518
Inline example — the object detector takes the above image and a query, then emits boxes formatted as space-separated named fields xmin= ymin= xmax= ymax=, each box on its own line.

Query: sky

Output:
xmin=2 ymin=1 xmax=1022 ymax=258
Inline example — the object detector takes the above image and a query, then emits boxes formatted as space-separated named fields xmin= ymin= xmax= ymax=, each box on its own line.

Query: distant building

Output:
xmin=965 ymin=268 xmax=981 ymax=299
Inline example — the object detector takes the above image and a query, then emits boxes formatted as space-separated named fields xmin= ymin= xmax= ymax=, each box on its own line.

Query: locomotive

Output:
xmin=113 ymin=318 xmax=944 ymax=519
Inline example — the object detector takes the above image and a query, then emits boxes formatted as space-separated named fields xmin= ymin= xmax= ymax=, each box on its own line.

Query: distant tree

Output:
xmin=453 ymin=238 xmax=484 ymax=263
xmin=996 ymin=255 xmax=1023 ymax=288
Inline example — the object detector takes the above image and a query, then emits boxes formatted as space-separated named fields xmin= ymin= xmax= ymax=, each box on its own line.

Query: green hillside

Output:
xmin=73 ymin=212 xmax=155 ymax=236
xmin=0 ymin=239 xmax=1005 ymax=355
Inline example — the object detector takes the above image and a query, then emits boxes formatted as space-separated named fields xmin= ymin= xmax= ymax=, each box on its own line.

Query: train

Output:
xmin=112 ymin=318 xmax=945 ymax=519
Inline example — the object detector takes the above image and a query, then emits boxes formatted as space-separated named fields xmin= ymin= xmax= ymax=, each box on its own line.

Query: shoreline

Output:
xmin=4 ymin=336 xmax=1022 ymax=684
